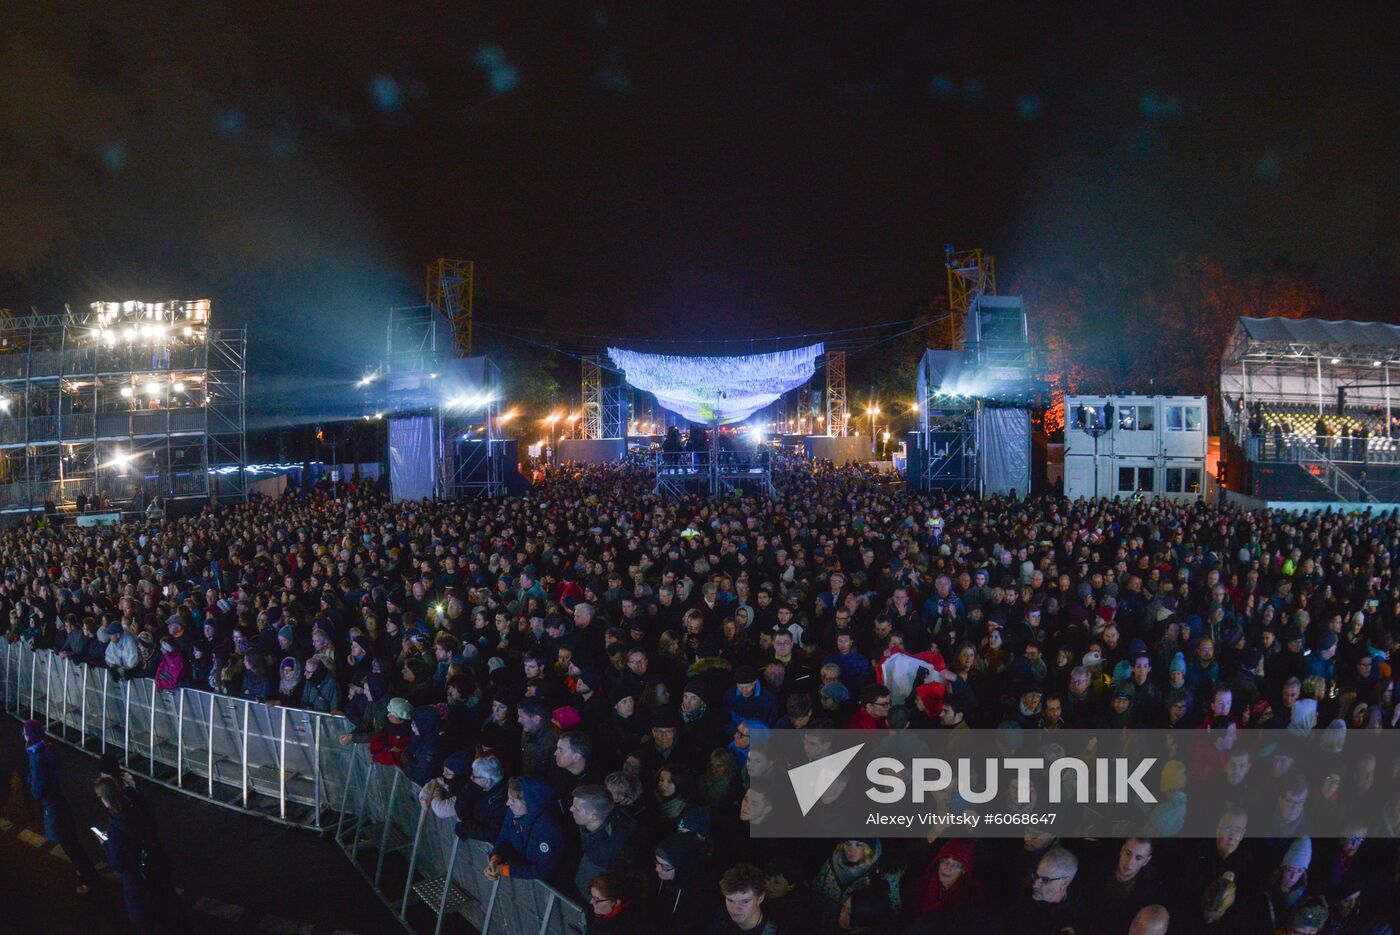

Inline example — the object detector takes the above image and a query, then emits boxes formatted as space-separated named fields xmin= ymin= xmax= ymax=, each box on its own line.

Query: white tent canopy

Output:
xmin=607 ymin=343 xmax=824 ymax=425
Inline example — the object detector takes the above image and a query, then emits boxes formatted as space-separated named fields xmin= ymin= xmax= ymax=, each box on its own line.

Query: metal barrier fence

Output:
xmin=334 ymin=749 xmax=590 ymax=935
xmin=0 ymin=642 xmax=587 ymax=934
xmin=0 ymin=641 xmax=347 ymax=824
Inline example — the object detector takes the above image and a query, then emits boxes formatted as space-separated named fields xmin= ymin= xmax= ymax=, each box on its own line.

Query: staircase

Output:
xmin=1289 ymin=437 xmax=1377 ymax=503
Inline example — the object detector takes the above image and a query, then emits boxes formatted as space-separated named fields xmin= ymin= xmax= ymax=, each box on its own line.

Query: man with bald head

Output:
xmin=1129 ymin=904 xmax=1170 ymax=935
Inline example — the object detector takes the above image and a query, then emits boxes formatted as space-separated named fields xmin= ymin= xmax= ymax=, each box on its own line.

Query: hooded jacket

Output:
xmin=917 ymin=839 xmax=983 ymax=916
xmin=654 ymin=831 xmax=718 ymax=935
xmin=402 ymin=706 xmax=444 ymax=785
xmin=491 ymin=777 xmax=567 ymax=885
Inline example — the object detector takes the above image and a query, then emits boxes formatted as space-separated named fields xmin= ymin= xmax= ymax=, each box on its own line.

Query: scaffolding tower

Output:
xmin=581 ymin=356 xmax=604 ymax=439
xmin=427 ymin=259 xmax=475 ymax=357
xmin=0 ymin=301 xmax=246 ymax=515
xmin=940 ymin=246 xmax=997 ymax=349
xmin=826 ymin=351 xmax=848 ymax=436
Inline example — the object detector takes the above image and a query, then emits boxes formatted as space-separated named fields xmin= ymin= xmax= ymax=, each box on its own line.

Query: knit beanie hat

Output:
xmin=1282 ymin=836 xmax=1312 ymax=871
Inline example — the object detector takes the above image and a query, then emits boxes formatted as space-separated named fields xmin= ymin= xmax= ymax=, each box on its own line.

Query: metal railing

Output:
xmin=335 ymin=751 xmax=588 ymax=935
xmin=0 ymin=641 xmax=344 ymax=825
xmin=0 ymin=642 xmax=586 ymax=934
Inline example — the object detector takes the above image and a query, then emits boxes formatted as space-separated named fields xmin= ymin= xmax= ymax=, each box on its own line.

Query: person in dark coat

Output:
xmin=654 ymin=831 xmax=718 ymax=935
xmin=95 ymin=775 xmax=181 ymax=934
xmin=723 ymin=665 xmax=780 ymax=728
xmin=23 ymin=719 xmax=96 ymax=894
xmin=401 ymin=705 xmax=445 ymax=785
xmin=570 ymin=784 xmax=642 ymax=900
xmin=487 ymin=776 xmax=568 ymax=886
xmin=455 ymin=754 xmax=510 ymax=842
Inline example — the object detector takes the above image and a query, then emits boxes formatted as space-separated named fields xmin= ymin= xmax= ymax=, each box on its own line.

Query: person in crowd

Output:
xmin=454 ymin=754 xmax=510 ymax=842
xmin=811 ymin=838 xmax=900 ymax=933
xmin=23 ymin=719 xmax=96 ymax=894
xmin=94 ymin=774 xmax=182 ymax=934
xmin=5 ymin=469 xmax=1400 ymax=934
xmin=1011 ymin=845 xmax=1086 ymax=935
xmin=484 ymin=776 xmax=564 ymax=886
xmin=585 ymin=871 xmax=652 ymax=934
xmin=710 ymin=863 xmax=781 ymax=935
xmin=570 ymin=783 xmax=641 ymax=900
xmin=913 ymin=838 xmax=982 ymax=919
xmin=655 ymin=831 xmax=717 ymax=935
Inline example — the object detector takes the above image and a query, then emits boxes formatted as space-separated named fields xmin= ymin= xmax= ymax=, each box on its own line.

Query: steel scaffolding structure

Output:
xmin=601 ymin=384 xmax=629 ymax=440
xmin=581 ymin=356 xmax=604 ymax=439
xmin=0 ymin=301 xmax=246 ymax=514
xmin=825 ymin=350 xmax=848 ymax=436
xmin=378 ymin=304 xmax=502 ymax=498
xmin=426 ymin=259 xmax=474 ymax=358
xmin=940 ymin=246 xmax=997 ymax=349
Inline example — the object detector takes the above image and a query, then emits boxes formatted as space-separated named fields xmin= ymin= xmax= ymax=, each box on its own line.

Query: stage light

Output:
xmin=120 ymin=386 xmax=134 ymax=398
xmin=124 ymin=327 xmax=137 ymax=341
xmin=145 ymin=383 xmax=160 ymax=396
xmin=0 ymin=398 xmax=9 ymax=411
xmin=1331 ymin=358 xmax=1341 ymax=364
xmin=909 ymin=402 xmax=919 ymax=412
xmin=749 ymin=426 xmax=764 ymax=445
xmin=499 ymin=409 xmax=516 ymax=424
xmin=172 ymin=382 xmax=185 ymax=392
xmin=183 ymin=326 xmax=194 ymax=337
xmin=1375 ymin=361 xmax=1383 ymax=367
xmin=103 ymin=451 xmax=137 ymax=469
xmin=357 ymin=372 xmax=379 ymax=387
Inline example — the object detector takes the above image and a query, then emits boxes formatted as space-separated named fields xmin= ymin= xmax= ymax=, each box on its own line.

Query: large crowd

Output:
xmin=5 ymin=460 xmax=1400 ymax=934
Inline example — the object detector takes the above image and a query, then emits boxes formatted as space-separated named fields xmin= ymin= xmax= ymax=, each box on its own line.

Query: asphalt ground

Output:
xmin=0 ymin=717 xmax=412 ymax=935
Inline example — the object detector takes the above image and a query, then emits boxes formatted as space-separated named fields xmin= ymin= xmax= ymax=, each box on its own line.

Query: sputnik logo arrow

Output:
xmin=787 ymin=743 xmax=864 ymax=816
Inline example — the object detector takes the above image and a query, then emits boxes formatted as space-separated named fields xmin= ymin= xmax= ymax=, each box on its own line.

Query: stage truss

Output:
xmin=0 ymin=302 xmax=247 ymax=514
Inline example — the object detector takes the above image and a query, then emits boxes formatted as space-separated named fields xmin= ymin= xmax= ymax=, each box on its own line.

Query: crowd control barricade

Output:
xmin=0 ymin=642 xmax=347 ymax=827
xmin=337 ymin=747 xmax=588 ymax=934
xmin=1 ymin=641 xmax=588 ymax=934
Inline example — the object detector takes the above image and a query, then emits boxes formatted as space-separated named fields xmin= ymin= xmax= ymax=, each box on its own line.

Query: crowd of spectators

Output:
xmin=4 ymin=460 xmax=1400 ymax=933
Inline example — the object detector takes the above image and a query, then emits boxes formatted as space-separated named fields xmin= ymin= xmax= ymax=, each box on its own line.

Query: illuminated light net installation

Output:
xmin=607 ymin=343 xmax=824 ymax=425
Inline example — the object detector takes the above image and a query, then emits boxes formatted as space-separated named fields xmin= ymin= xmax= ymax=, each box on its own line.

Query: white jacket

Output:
xmin=105 ymin=633 xmax=139 ymax=670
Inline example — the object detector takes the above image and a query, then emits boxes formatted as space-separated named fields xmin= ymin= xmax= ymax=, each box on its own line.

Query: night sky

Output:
xmin=1 ymin=4 xmax=1397 ymax=422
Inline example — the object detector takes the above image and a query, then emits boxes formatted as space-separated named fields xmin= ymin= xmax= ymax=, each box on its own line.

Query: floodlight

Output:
xmin=145 ymin=383 xmax=160 ymax=396
xmin=172 ymin=382 xmax=185 ymax=392
xmin=120 ymin=386 xmax=134 ymax=398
